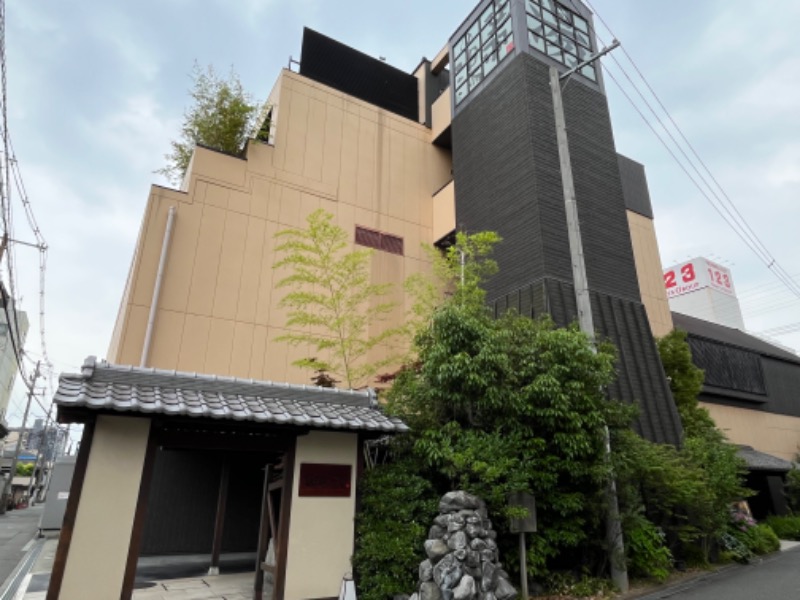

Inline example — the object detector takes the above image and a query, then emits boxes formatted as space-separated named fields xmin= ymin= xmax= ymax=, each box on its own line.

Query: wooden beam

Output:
xmin=46 ymin=419 xmax=96 ymax=600
xmin=121 ymin=420 xmax=158 ymax=599
xmin=209 ymin=459 xmax=231 ymax=575
xmin=272 ymin=441 xmax=296 ymax=600
xmin=254 ymin=465 xmax=272 ymax=600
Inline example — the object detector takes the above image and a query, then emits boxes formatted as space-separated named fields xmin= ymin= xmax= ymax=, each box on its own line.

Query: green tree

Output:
xmin=16 ymin=463 xmax=34 ymax=476
xmin=380 ymin=232 xmax=631 ymax=582
xmin=657 ymin=329 xmax=716 ymax=436
xmin=788 ymin=456 xmax=800 ymax=514
xmin=159 ymin=64 xmax=259 ymax=184
xmin=273 ymin=209 xmax=403 ymax=389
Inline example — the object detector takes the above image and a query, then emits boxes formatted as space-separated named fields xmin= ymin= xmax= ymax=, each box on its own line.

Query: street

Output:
xmin=0 ymin=505 xmax=42 ymax=593
xmin=638 ymin=547 xmax=800 ymax=600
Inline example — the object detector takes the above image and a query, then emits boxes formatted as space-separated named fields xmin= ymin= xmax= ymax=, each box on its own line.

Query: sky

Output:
xmin=3 ymin=0 xmax=799 ymax=432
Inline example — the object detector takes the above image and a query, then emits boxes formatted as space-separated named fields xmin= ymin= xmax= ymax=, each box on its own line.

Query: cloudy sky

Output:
xmin=4 ymin=0 xmax=799 ymax=428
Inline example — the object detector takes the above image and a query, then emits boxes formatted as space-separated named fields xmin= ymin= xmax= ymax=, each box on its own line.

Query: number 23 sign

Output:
xmin=663 ymin=258 xmax=734 ymax=299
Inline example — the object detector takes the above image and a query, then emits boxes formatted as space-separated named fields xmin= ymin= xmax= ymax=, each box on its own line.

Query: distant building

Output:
xmin=0 ymin=304 xmax=28 ymax=436
xmin=664 ymin=257 xmax=745 ymax=329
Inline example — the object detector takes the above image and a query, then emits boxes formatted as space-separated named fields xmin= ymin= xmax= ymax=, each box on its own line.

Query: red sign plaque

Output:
xmin=299 ymin=463 xmax=352 ymax=497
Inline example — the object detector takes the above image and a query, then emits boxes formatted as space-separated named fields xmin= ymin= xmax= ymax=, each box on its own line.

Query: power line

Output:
xmin=579 ymin=0 xmax=800 ymax=300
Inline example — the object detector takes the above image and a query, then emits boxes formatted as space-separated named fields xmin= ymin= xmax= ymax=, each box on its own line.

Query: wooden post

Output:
xmin=209 ymin=458 xmax=231 ymax=576
xmin=254 ymin=465 xmax=272 ymax=600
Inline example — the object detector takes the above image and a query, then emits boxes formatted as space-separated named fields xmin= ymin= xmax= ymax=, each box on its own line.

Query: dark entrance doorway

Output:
xmin=134 ymin=419 xmax=298 ymax=599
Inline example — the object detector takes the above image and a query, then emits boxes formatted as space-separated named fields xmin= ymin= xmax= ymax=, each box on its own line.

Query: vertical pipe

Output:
xmin=140 ymin=206 xmax=176 ymax=368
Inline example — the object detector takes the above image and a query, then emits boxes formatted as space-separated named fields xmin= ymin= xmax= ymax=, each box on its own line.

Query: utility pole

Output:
xmin=27 ymin=400 xmax=54 ymax=504
xmin=0 ymin=361 xmax=40 ymax=514
xmin=549 ymin=40 xmax=629 ymax=593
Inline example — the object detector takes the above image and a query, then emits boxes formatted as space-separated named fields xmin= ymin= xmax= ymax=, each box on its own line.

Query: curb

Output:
xmin=0 ymin=539 xmax=44 ymax=600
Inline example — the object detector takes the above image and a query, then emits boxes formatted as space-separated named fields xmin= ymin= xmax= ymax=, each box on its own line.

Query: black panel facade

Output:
xmin=675 ymin=312 xmax=800 ymax=419
xmin=141 ymin=450 xmax=265 ymax=555
xmin=300 ymin=28 xmax=418 ymax=122
xmin=618 ymin=154 xmax=654 ymax=218
xmin=453 ymin=51 xmax=682 ymax=445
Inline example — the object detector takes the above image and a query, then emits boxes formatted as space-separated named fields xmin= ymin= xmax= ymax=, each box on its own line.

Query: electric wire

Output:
xmin=580 ymin=0 xmax=800 ymax=299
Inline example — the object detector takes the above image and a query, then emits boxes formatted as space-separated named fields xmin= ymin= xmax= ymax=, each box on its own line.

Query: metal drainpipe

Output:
xmin=140 ymin=206 xmax=176 ymax=367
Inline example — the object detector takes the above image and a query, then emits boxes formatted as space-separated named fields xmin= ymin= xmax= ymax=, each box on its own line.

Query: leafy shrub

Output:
xmin=764 ymin=516 xmax=800 ymax=541
xmin=352 ymin=459 xmax=438 ymax=600
xmin=787 ymin=461 xmax=800 ymax=514
xmin=733 ymin=524 xmax=780 ymax=555
xmin=719 ymin=532 xmax=753 ymax=564
xmin=545 ymin=571 xmax=615 ymax=597
xmin=625 ymin=516 xmax=673 ymax=582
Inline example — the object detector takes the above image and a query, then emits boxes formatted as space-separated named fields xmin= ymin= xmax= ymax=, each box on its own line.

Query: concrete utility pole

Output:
xmin=549 ymin=40 xmax=629 ymax=593
xmin=0 ymin=361 xmax=41 ymax=514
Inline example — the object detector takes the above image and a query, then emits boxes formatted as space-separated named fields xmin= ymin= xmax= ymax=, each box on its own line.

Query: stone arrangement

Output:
xmin=409 ymin=491 xmax=518 ymax=600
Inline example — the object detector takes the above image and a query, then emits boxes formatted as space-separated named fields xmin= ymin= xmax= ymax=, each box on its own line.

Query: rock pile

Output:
xmin=409 ymin=491 xmax=517 ymax=600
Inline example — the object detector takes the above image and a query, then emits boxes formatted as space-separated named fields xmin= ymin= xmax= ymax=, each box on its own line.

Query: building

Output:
xmin=664 ymin=257 xmax=745 ymax=330
xmin=0 ymin=305 xmax=28 ymax=436
xmin=671 ymin=311 xmax=800 ymax=516
xmin=55 ymin=1 xmax=692 ymax=598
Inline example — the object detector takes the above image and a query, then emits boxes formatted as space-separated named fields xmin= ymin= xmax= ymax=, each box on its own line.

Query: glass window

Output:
xmin=528 ymin=31 xmax=546 ymax=53
xmin=546 ymin=42 xmax=562 ymax=61
xmin=556 ymin=5 xmax=572 ymax=22
xmin=560 ymin=22 xmax=575 ymax=40
xmin=562 ymin=36 xmax=577 ymax=55
xmin=481 ymin=5 xmax=494 ymax=28
xmin=543 ymin=9 xmax=558 ymax=27
xmin=580 ymin=64 xmax=597 ymax=81
xmin=483 ymin=36 xmax=497 ymax=56
xmin=497 ymin=17 xmax=513 ymax=40
xmin=496 ymin=2 xmax=511 ymax=24
xmin=575 ymin=30 xmax=591 ymax=48
xmin=577 ymin=44 xmax=592 ymax=60
xmin=469 ymin=69 xmax=483 ymax=91
xmin=498 ymin=35 xmax=514 ymax=61
xmin=453 ymin=52 xmax=467 ymax=73
xmin=455 ymin=84 xmax=468 ymax=104
xmin=455 ymin=67 xmax=468 ymax=89
xmin=542 ymin=0 xmax=555 ymax=11
xmin=482 ymin=20 xmax=496 ymax=41
xmin=574 ymin=15 xmax=589 ymax=33
xmin=484 ymin=49 xmax=499 ymax=74
xmin=564 ymin=52 xmax=579 ymax=68
xmin=467 ymin=20 xmax=481 ymax=43
xmin=527 ymin=15 xmax=544 ymax=36
xmin=453 ymin=37 xmax=466 ymax=58
xmin=545 ymin=25 xmax=559 ymax=44
xmin=468 ymin=52 xmax=481 ymax=74
xmin=468 ymin=37 xmax=481 ymax=59
xmin=526 ymin=0 xmax=541 ymax=18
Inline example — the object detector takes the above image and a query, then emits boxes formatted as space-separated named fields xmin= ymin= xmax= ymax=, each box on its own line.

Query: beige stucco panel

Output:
xmin=60 ymin=416 xmax=150 ymax=600
xmin=627 ymin=211 xmax=673 ymax=338
xmin=433 ymin=180 xmax=456 ymax=242
xmin=285 ymin=431 xmax=359 ymax=600
xmin=431 ymin=86 xmax=452 ymax=141
xmin=108 ymin=68 xmax=448 ymax=384
xmin=703 ymin=403 xmax=800 ymax=461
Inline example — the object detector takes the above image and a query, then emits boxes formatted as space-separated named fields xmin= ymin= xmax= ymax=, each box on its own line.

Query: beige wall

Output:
xmin=60 ymin=416 xmax=150 ymax=600
xmin=284 ymin=431 xmax=359 ymax=599
xmin=108 ymin=69 xmax=452 ymax=386
xmin=432 ymin=180 xmax=455 ymax=242
xmin=431 ymin=86 xmax=452 ymax=141
xmin=627 ymin=211 xmax=673 ymax=338
xmin=702 ymin=403 xmax=800 ymax=462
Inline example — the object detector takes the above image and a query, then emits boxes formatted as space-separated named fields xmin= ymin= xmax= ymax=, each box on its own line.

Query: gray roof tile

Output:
xmin=54 ymin=357 xmax=409 ymax=434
